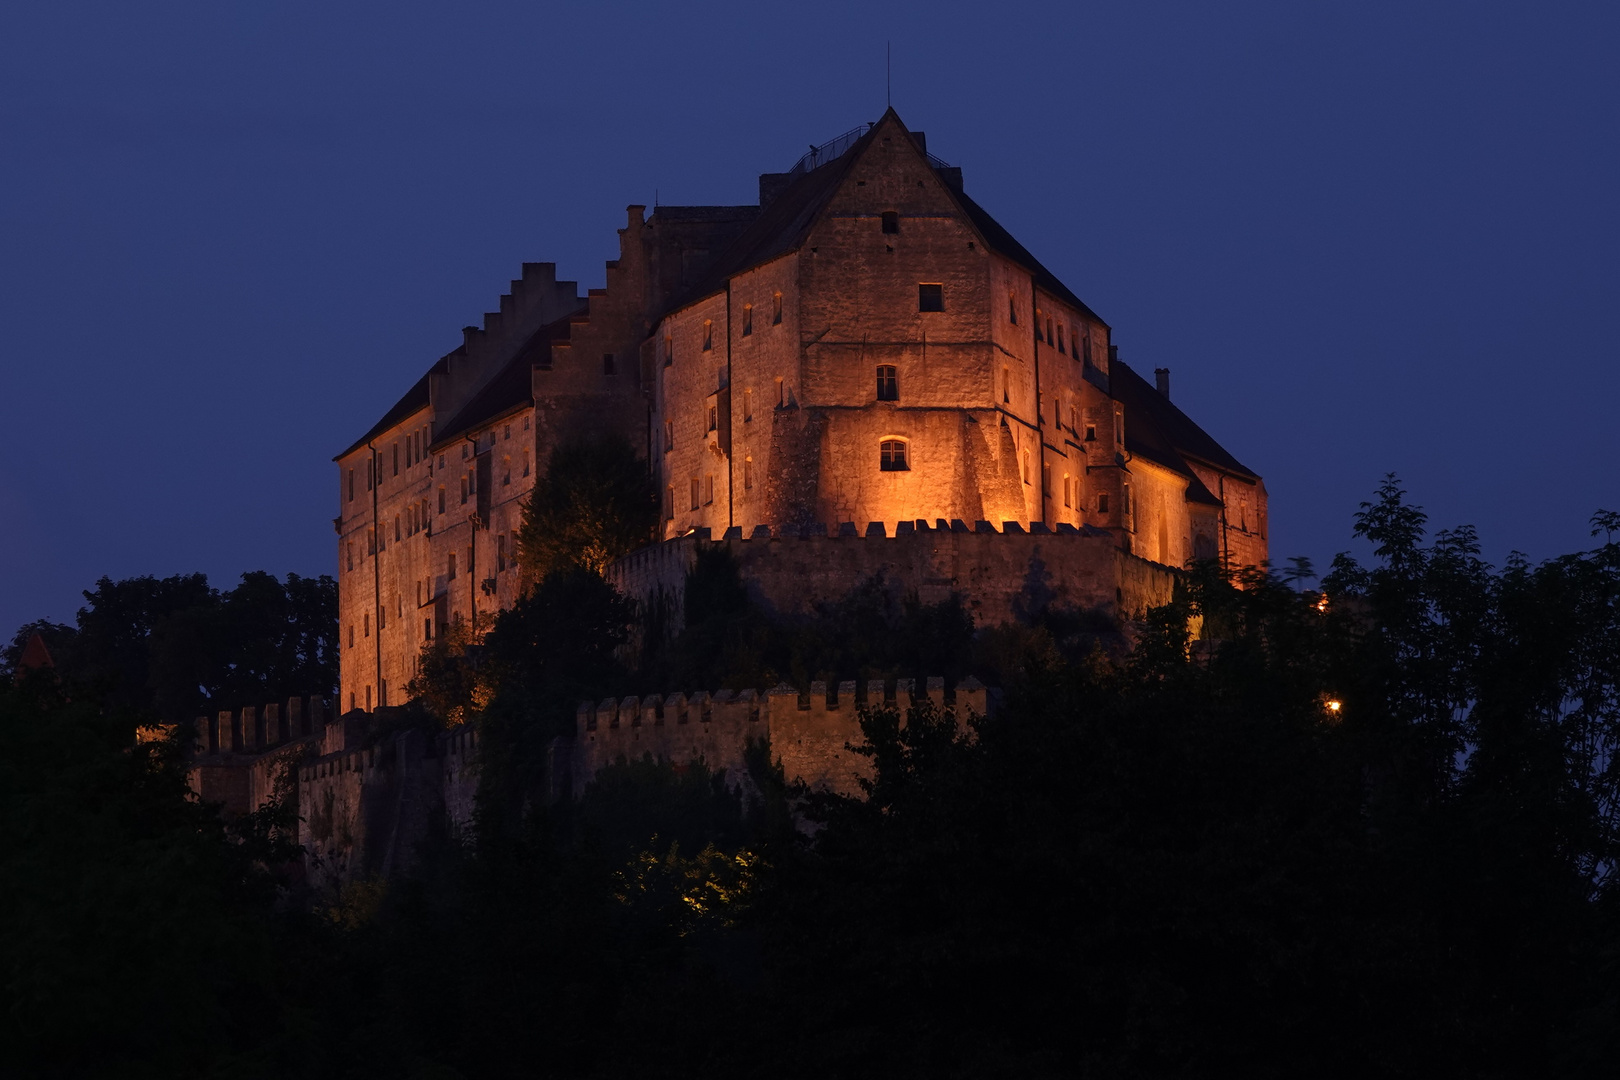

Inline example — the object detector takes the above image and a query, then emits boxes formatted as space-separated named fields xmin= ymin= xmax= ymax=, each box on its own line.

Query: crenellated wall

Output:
xmin=571 ymin=677 xmax=990 ymax=798
xmin=607 ymin=519 xmax=1180 ymax=638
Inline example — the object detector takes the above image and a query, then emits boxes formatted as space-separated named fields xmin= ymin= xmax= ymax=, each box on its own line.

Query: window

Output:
xmin=394 ymin=516 xmax=401 ymax=542
xmin=880 ymin=439 xmax=910 ymax=471
xmin=502 ymin=457 xmax=510 ymax=486
xmin=772 ymin=292 xmax=782 ymax=325
xmin=742 ymin=304 xmax=753 ymax=336
xmin=1122 ymin=482 xmax=1133 ymax=527
xmin=1002 ymin=368 xmax=1011 ymax=404
xmin=702 ymin=320 xmax=713 ymax=351
xmin=424 ymin=618 xmax=432 ymax=642
xmin=665 ymin=419 xmax=674 ymax=452
xmin=1042 ymin=462 xmax=1051 ymax=496
xmin=497 ymin=534 xmax=507 ymax=572
xmin=1085 ymin=422 xmax=1097 ymax=442
xmin=1022 ymin=452 xmax=1031 ymax=485
xmin=367 ymin=528 xmax=376 ymax=556
xmin=1082 ymin=330 xmax=1092 ymax=366
xmin=448 ymin=551 xmax=457 ymax=580
xmin=346 ymin=542 xmax=354 ymax=572
xmin=1098 ymin=493 xmax=1110 ymax=514
xmin=881 ymin=211 xmax=899 ymax=234
xmin=876 ymin=365 xmax=898 ymax=401
xmin=523 ymin=450 xmax=530 ymax=477
xmin=919 ymin=283 xmax=944 ymax=312
xmin=664 ymin=333 xmax=673 ymax=367
xmin=367 ymin=460 xmax=374 ymax=491
xmin=378 ymin=603 xmax=386 ymax=631
xmin=364 ymin=613 xmax=370 ymax=638
xmin=460 ymin=477 xmax=468 ymax=505
xmin=348 ymin=625 xmax=354 ymax=648
xmin=1034 ymin=312 xmax=1043 ymax=342
xmin=438 ymin=486 xmax=446 ymax=513
xmin=462 ymin=444 xmax=469 ymax=460
xmin=1008 ymin=292 xmax=1018 ymax=324
xmin=392 ymin=443 xmax=399 ymax=476
xmin=707 ymin=405 xmax=717 ymax=432
xmin=743 ymin=456 xmax=753 ymax=490
xmin=1063 ymin=475 xmax=1073 ymax=508
xmin=347 ymin=468 xmax=354 ymax=502
xmin=350 ymin=692 xmax=356 ymax=711
xmin=523 ymin=416 xmax=530 ymax=431
xmin=1114 ymin=408 xmax=1125 ymax=448
xmin=366 ymin=686 xmax=371 ymax=711
xmin=1046 ymin=318 xmax=1055 ymax=347
xmin=690 ymin=478 xmax=700 ymax=511
xmin=704 ymin=475 xmax=714 ymax=504
xmin=603 ymin=353 xmax=616 ymax=376
xmin=664 ymin=486 xmax=674 ymax=520
xmin=503 ymin=424 xmax=510 ymax=440
xmin=1057 ymin=324 xmax=1066 ymax=354
xmin=743 ymin=389 xmax=753 ymax=421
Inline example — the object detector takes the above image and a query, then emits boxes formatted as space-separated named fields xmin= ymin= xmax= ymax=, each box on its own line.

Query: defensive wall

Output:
xmin=567 ymin=676 xmax=990 ymax=799
xmin=608 ymin=519 xmax=1181 ymax=638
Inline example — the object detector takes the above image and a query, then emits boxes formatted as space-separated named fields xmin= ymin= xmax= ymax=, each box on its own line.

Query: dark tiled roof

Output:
xmin=430 ymin=310 xmax=580 ymax=449
xmin=334 ymin=359 xmax=443 ymax=461
xmin=654 ymin=205 xmax=760 ymax=223
xmin=951 ymin=190 xmax=1107 ymax=328
xmin=1111 ymin=360 xmax=1259 ymax=490
xmin=665 ymin=109 xmax=1109 ymax=331
xmin=666 ymin=128 xmax=876 ymax=313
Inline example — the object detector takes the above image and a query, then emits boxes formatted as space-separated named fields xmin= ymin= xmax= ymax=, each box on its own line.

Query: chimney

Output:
xmin=1155 ymin=368 xmax=1171 ymax=399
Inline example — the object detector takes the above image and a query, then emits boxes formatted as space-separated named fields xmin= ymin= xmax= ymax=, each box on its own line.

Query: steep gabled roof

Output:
xmin=334 ymin=359 xmax=443 ymax=461
xmin=665 ymin=109 xmax=1110 ymax=329
xmin=1111 ymin=360 xmax=1259 ymax=490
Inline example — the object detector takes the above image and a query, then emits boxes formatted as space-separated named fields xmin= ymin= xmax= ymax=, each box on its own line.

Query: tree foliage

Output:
xmin=516 ymin=435 xmax=659 ymax=581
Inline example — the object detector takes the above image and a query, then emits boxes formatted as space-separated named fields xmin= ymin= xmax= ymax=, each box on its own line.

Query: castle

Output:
xmin=333 ymin=109 xmax=1267 ymax=716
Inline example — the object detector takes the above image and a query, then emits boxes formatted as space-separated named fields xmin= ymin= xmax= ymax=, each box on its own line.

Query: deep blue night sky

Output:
xmin=3 ymin=1 xmax=1616 ymax=635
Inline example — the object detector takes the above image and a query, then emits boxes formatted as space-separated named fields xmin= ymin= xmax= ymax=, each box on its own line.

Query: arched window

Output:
xmin=880 ymin=439 xmax=909 ymax=472
xmin=876 ymin=365 xmax=898 ymax=401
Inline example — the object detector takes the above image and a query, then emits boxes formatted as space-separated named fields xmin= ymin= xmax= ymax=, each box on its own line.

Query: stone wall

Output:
xmin=571 ymin=677 xmax=990 ymax=798
xmin=607 ymin=519 xmax=1181 ymax=637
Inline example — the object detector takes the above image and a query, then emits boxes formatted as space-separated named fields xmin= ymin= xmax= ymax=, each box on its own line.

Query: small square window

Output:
xmin=880 ymin=439 xmax=909 ymax=471
xmin=876 ymin=365 xmax=898 ymax=401
xmin=881 ymin=211 xmax=899 ymax=234
xmin=919 ymin=284 xmax=944 ymax=312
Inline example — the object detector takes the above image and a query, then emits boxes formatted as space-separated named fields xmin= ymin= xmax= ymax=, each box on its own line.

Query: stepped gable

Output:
xmin=430 ymin=306 xmax=584 ymax=448
xmin=1111 ymin=359 xmax=1258 ymax=484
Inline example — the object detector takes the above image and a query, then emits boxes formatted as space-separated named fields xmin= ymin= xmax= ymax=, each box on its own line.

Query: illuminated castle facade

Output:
xmin=333 ymin=110 xmax=1266 ymax=714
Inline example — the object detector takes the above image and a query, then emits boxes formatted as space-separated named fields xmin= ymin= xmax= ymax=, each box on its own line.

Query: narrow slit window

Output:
xmin=702 ymin=320 xmax=713 ymax=351
xmin=742 ymin=304 xmax=753 ymax=336
xmin=880 ymin=439 xmax=910 ymax=471
xmin=743 ymin=389 xmax=753 ymax=421
xmin=743 ymin=456 xmax=753 ymax=490
xmin=876 ymin=365 xmax=898 ymax=401
xmin=1057 ymin=324 xmax=1066 ymax=354
xmin=689 ymin=478 xmax=700 ymax=511
xmin=772 ymin=293 xmax=782 ymax=325
xmin=918 ymin=283 xmax=944 ymax=312
xmin=1002 ymin=368 xmax=1011 ymax=404
xmin=1008 ymin=292 xmax=1018 ymax=324
xmin=704 ymin=475 xmax=714 ymax=504
xmin=707 ymin=405 xmax=717 ymax=433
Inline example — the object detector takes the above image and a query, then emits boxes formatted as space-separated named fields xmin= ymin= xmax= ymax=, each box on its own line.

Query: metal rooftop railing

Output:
xmin=787 ymin=123 xmax=951 ymax=176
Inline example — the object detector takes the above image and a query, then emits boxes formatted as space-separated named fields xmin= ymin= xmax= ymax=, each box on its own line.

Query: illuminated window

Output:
xmin=881 ymin=211 xmax=899 ymax=234
xmin=702 ymin=320 xmax=713 ymax=351
xmin=772 ymin=292 xmax=782 ymax=325
xmin=880 ymin=439 xmax=909 ymax=471
xmin=744 ymin=456 xmax=753 ymax=490
xmin=876 ymin=365 xmax=898 ymax=401
xmin=918 ymin=283 xmax=944 ymax=312
xmin=742 ymin=304 xmax=753 ymax=336
xmin=603 ymin=353 xmax=616 ymax=376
